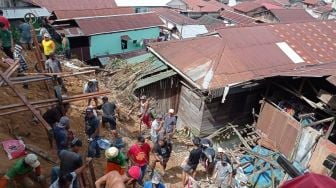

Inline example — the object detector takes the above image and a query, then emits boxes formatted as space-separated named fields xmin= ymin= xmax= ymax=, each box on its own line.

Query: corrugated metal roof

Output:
xmin=75 ymin=13 xmax=163 ymax=36
xmin=270 ymin=9 xmax=316 ymax=23
xmin=197 ymin=14 xmax=223 ymax=25
xmin=126 ymin=53 xmax=169 ymax=75
xmin=177 ymin=25 xmax=208 ymax=38
xmin=154 ymin=8 xmax=199 ymax=25
xmin=149 ymin=20 xmax=336 ymax=90
xmin=115 ymin=0 xmax=171 ymax=7
xmin=3 ymin=7 xmax=50 ymax=19
xmin=233 ymin=2 xmax=264 ymax=13
xmin=56 ymin=27 xmax=84 ymax=37
xmin=302 ymin=0 xmax=319 ymax=5
xmin=219 ymin=9 xmax=258 ymax=24
xmin=182 ymin=0 xmax=232 ymax=12
xmin=54 ymin=8 xmax=134 ymax=20
xmin=314 ymin=4 xmax=333 ymax=13
xmin=31 ymin=0 xmax=117 ymax=11
xmin=135 ymin=70 xmax=177 ymax=89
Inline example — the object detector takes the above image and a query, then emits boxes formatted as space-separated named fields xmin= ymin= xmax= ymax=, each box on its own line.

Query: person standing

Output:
xmin=61 ymin=33 xmax=71 ymax=60
xmin=95 ymin=166 xmax=141 ymax=188
xmin=53 ymin=116 xmax=70 ymax=153
xmin=163 ymin=109 xmax=177 ymax=142
xmin=50 ymin=157 xmax=92 ymax=188
xmin=51 ymin=138 xmax=83 ymax=187
xmin=43 ymin=103 xmax=70 ymax=129
xmin=152 ymin=138 xmax=172 ymax=175
xmin=105 ymin=147 xmax=127 ymax=175
xmin=97 ymin=96 xmax=119 ymax=131
xmin=18 ymin=21 xmax=32 ymax=50
xmin=41 ymin=33 xmax=55 ymax=59
xmin=14 ymin=44 xmax=29 ymax=89
xmin=150 ymin=114 xmax=164 ymax=144
xmin=85 ymin=107 xmax=101 ymax=158
xmin=181 ymin=137 xmax=202 ymax=187
xmin=83 ymin=79 xmax=99 ymax=107
xmin=139 ymin=95 xmax=151 ymax=128
xmin=212 ymin=155 xmax=233 ymax=188
xmin=127 ymin=135 xmax=151 ymax=185
xmin=45 ymin=53 xmax=67 ymax=92
xmin=2 ymin=154 xmax=46 ymax=187
xmin=0 ymin=22 xmax=13 ymax=59
xmin=0 ymin=10 xmax=10 ymax=29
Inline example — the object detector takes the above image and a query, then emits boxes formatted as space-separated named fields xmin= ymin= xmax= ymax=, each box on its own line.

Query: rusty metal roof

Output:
xmin=270 ymin=9 xmax=316 ymax=23
xmin=31 ymin=0 xmax=117 ymax=11
xmin=153 ymin=8 xmax=199 ymax=25
xmin=148 ymin=20 xmax=336 ymax=90
xmin=219 ymin=9 xmax=258 ymax=24
xmin=54 ymin=8 xmax=134 ymax=20
xmin=302 ymin=0 xmax=319 ymax=5
xmin=75 ymin=13 xmax=163 ymax=36
xmin=233 ymin=2 xmax=264 ymax=13
xmin=182 ymin=0 xmax=232 ymax=12
xmin=314 ymin=4 xmax=333 ymax=13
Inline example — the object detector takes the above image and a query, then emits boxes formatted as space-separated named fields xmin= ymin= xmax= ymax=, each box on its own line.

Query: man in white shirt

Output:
xmin=150 ymin=114 xmax=163 ymax=144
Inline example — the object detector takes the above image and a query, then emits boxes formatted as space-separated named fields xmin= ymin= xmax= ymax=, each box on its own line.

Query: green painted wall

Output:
xmin=89 ymin=27 xmax=160 ymax=58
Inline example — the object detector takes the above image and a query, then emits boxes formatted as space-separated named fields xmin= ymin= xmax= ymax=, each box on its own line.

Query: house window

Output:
xmin=121 ymin=39 xmax=128 ymax=49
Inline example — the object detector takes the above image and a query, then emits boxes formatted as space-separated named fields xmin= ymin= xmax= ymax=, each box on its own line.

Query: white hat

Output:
xmin=105 ymin=147 xmax=118 ymax=159
xmin=43 ymin=33 xmax=50 ymax=38
xmin=168 ymin=109 xmax=174 ymax=114
xmin=217 ymin=147 xmax=224 ymax=153
xmin=24 ymin=154 xmax=40 ymax=168
xmin=151 ymin=172 xmax=161 ymax=184
xmin=140 ymin=95 xmax=146 ymax=100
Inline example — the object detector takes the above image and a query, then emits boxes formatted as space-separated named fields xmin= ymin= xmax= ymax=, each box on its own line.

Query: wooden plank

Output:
xmin=0 ymin=72 xmax=51 ymax=131
xmin=229 ymin=124 xmax=252 ymax=150
xmin=325 ymin=120 xmax=335 ymax=139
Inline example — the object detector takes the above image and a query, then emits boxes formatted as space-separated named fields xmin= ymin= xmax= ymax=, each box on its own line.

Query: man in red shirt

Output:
xmin=127 ymin=135 xmax=151 ymax=185
xmin=0 ymin=10 xmax=10 ymax=30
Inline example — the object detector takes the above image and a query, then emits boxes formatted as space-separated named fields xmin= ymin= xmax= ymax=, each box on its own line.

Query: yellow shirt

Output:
xmin=42 ymin=39 xmax=55 ymax=56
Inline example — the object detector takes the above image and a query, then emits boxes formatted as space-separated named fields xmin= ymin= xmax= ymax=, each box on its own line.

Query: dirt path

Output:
xmin=0 ymin=53 xmax=209 ymax=188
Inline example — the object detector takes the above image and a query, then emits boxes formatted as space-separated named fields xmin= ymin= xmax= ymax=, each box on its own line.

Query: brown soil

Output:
xmin=0 ymin=51 xmax=205 ymax=188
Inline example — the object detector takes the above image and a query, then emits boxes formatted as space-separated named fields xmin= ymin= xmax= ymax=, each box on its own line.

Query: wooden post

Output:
xmin=325 ymin=120 xmax=335 ymax=139
xmin=229 ymin=123 xmax=252 ymax=150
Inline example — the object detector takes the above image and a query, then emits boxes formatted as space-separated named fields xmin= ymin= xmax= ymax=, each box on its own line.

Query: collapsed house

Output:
xmin=137 ymin=19 xmax=336 ymax=185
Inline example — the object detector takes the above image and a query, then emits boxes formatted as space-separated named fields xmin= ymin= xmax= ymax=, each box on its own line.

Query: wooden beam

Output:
xmin=304 ymin=117 xmax=334 ymax=128
xmin=0 ymin=72 xmax=51 ymax=131
xmin=229 ymin=123 xmax=252 ymax=150
xmin=325 ymin=120 xmax=335 ymax=139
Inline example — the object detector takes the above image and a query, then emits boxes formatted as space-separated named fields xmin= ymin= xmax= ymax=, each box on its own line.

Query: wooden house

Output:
xmin=147 ymin=20 xmax=336 ymax=136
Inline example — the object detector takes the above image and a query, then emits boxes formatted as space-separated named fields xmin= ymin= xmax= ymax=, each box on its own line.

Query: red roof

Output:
xmin=75 ymin=13 xmax=163 ymax=35
xmin=31 ymin=0 xmax=117 ymax=11
xmin=270 ymin=9 xmax=316 ymax=23
xmin=233 ymin=2 xmax=265 ymax=13
xmin=220 ymin=9 xmax=258 ymax=24
xmin=153 ymin=8 xmax=199 ymax=25
xmin=54 ymin=8 xmax=134 ymax=19
xmin=149 ymin=20 xmax=336 ymax=90
xmin=182 ymin=0 xmax=232 ymax=12
xmin=314 ymin=4 xmax=333 ymax=13
xmin=261 ymin=3 xmax=283 ymax=9
xmin=280 ymin=173 xmax=336 ymax=188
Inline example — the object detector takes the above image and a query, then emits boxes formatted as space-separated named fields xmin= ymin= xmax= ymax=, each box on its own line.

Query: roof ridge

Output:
xmin=74 ymin=12 xmax=156 ymax=20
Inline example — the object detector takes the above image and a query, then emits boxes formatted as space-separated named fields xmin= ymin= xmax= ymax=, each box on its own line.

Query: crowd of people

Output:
xmin=0 ymin=12 xmax=235 ymax=188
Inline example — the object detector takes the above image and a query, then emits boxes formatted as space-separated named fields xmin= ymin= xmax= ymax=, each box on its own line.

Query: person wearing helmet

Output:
xmin=83 ymin=79 xmax=99 ymax=107
xmin=1 ymin=154 xmax=46 ymax=187
xmin=105 ymin=147 xmax=127 ymax=175
xmin=41 ymin=33 xmax=55 ymax=59
xmin=163 ymin=109 xmax=176 ymax=142
xmin=95 ymin=166 xmax=141 ymax=188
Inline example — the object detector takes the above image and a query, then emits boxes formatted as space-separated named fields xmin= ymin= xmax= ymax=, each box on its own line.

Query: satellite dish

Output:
xmin=24 ymin=12 xmax=37 ymax=24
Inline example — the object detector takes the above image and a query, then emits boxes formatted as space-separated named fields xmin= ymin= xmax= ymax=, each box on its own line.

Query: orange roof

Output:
xmin=182 ymin=0 xmax=232 ymax=12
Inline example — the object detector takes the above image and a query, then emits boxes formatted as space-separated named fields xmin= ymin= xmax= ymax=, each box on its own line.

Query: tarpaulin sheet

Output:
xmin=1 ymin=140 xmax=26 ymax=160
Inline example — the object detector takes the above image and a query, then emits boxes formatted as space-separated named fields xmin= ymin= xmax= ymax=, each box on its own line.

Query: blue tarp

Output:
xmin=240 ymin=146 xmax=285 ymax=188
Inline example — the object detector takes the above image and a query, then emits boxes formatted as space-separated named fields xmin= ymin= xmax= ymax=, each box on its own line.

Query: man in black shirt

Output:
xmin=43 ymin=103 xmax=70 ymax=128
xmin=182 ymin=137 xmax=202 ymax=186
xmin=152 ymin=138 xmax=172 ymax=174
